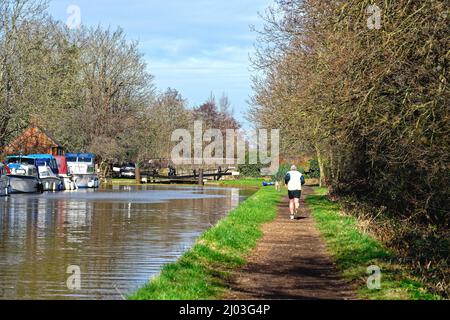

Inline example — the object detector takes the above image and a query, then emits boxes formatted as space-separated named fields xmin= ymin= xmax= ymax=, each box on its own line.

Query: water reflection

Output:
xmin=0 ymin=185 xmax=255 ymax=300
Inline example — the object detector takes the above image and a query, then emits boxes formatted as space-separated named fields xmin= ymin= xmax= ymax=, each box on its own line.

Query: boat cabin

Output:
xmin=27 ymin=155 xmax=59 ymax=175
xmin=54 ymin=156 xmax=69 ymax=175
xmin=66 ymin=153 xmax=96 ymax=175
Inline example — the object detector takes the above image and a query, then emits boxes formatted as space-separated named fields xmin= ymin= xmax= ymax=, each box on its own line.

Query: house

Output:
xmin=3 ymin=125 xmax=64 ymax=156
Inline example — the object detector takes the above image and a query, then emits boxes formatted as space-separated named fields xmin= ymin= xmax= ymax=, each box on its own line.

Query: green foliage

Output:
xmin=238 ymin=152 xmax=265 ymax=178
xmin=273 ymin=161 xmax=320 ymax=181
xmin=306 ymin=159 xmax=320 ymax=179
xmin=272 ymin=164 xmax=290 ymax=181
xmin=238 ymin=164 xmax=264 ymax=178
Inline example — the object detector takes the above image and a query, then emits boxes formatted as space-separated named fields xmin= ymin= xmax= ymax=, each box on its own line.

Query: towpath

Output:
xmin=225 ymin=187 xmax=356 ymax=300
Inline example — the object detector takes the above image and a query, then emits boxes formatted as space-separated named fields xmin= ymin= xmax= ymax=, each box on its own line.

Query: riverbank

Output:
xmin=111 ymin=178 xmax=266 ymax=188
xmin=307 ymin=188 xmax=442 ymax=300
xmin=129 ymin=184 xmax=283 ymax=300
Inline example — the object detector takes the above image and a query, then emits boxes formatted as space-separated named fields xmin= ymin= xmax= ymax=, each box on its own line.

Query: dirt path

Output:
xmin=225 ymin=187 xmax=356 ymax=300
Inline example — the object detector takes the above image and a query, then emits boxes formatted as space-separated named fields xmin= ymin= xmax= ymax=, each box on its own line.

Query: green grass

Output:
xmin=306 ymin=188 xmax=442 ymax=300
xmin=129 ymin=185 xmax=284 ymax=300
xmin=111 ymin=178 xmax=266 ymax=188
xmin=212 ymin=178 xmax=266 ymax=188
xmin=112 ymin=179 xmax=141 ymax=186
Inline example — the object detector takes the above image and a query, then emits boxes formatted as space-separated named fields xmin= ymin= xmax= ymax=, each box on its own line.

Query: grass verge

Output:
xmin=212 ymin=178 xmax=266 ymax=188
xmin=306 ymin=188 xmax=442 ymax=300
xmin=129 ymin=184 xmax=283 ymax=300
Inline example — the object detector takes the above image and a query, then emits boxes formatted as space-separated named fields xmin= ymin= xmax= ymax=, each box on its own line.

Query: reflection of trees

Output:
xmin=0 ymin=187 xmax=249 ymax=299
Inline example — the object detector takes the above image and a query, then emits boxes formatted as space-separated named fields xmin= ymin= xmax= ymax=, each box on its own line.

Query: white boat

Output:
xmin=6 ymin=157 xmax=41 ymax=194
xmin=0 ymin=164 xmax=10 ymax=196
xmin=55 ymin=155 xmax=77 ymax=191
xmin=38 ymin=165 xmax=63 ymax=191
xmin=66 ymin=153 xmax=99 ymax=189
xmin=28 ymin=154 xmax=64 ymax=192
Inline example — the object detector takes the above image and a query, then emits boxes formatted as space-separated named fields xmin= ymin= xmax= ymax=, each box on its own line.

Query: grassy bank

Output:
xmin=306 ymin=188 xmax=442 ymax=300
xmin=111 ymin=179 xmax=141 ymax=186
xmin=212 ymin=178 xmax=266 ymax=188
xmin=129 ymin=184 xmax=283 ymax=300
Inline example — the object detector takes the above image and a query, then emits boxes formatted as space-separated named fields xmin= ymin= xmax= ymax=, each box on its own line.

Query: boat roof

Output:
xmin=6 ymin=155 xmax=35 ymax=160
xmin=66 ymin=153 xmax=95 ymax=158
xmin=27 ymin=154 xmax=56 ymax=160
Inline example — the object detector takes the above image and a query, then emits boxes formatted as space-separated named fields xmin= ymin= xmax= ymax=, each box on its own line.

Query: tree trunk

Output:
xmin=135 ymin=162 xmax=141 ymax=184
xmin=329 ymin=148 xmax=335 ymax=181
xmin=198 ymin=169 xmax=204 ymax=186
xmin=316 ymin=145 xmax=327 ymax=187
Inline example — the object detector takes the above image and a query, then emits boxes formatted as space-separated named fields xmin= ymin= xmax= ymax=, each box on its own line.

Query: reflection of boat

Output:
xmin=66 ymin=153 xmax=99 ymax=189
xmin=5 ymin=156 xmax=41 ymax=194
xmin=0 ymin=163 xmax=10 ymax=196
xmin=28 ymin=155 xmax=63 ymax=192
xmin=55 ymin=155 xmax=77 ymax=191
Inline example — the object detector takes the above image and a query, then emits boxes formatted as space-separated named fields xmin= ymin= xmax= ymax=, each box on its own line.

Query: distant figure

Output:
xmin=275 ymin=181 xmax=281 ymax=192
xmin=168 ymin=166 xmax=177 ymax=177
xmin=285 ymin=165 xmax=306 ymax=220
xmin=216 ymin=166 xmax=222 ymax=181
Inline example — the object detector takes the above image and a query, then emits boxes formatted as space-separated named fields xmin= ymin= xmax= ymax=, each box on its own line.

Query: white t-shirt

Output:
xmin=285 ymin=170 xmax=304 ymax=191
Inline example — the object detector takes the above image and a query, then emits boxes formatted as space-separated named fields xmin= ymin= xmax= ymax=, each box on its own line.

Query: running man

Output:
xmin=285 ymin=165 xmax=306 ymax=220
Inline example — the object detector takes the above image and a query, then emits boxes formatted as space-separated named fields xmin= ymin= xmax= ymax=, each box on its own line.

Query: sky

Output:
xmin=48 ymin=0 xmax=272 ymax=128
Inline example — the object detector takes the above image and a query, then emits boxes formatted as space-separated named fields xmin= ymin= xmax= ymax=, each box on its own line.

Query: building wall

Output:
xmin=3 ymin=126 xmax=64 ymax=156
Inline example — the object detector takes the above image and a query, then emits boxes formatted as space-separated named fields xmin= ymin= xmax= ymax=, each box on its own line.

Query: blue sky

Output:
xmin=48 ymin=0 xmax=272 ymax=127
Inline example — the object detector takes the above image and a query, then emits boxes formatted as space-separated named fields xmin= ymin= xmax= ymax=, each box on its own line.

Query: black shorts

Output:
xmin=288 ymin=190 xmax=301 ymax=200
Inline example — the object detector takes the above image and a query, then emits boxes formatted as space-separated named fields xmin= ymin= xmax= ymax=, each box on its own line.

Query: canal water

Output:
xmin=0 ymin=185 xmax=256 ymax=300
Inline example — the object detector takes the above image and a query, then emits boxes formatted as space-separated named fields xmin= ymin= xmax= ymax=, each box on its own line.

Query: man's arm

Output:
xmin=285 ymin=173 xmax=291 ymax=185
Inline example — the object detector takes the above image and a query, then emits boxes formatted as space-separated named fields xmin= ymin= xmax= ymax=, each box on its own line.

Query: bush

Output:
xmin=238 ymin=164 xmax=263 ymax=178
xmin=273 ymin=164 xmax=290 ymax=182
xmin=306 ymin=159 xmax=320 ymax=179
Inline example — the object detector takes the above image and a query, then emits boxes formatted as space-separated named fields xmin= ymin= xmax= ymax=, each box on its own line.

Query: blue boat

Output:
xmin=66 ymin=153 xmax=99 ymax=189
xmin=5 ymin=156 xmax=41 ymax=194
xmin=27 ymin=154 xmax=64 ymax=192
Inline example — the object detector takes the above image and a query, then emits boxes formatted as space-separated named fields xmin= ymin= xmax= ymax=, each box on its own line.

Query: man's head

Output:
xmin=291 ymin=165 xmax=297 ymax=171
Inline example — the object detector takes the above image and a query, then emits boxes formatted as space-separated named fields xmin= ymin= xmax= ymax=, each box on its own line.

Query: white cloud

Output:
xmin=140 ymin=38 xmax=199 ymax=55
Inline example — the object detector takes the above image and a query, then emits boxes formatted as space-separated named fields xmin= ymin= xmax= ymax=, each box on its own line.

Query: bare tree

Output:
xmin=0 ymin=0 xmax=49 ymax=148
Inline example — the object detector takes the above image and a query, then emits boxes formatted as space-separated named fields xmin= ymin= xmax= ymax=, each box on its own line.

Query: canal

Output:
xmin=0 ymin=185 xmax=256 ymax=300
